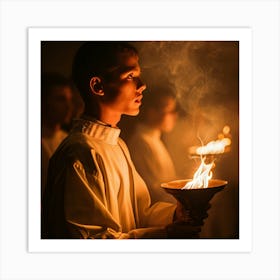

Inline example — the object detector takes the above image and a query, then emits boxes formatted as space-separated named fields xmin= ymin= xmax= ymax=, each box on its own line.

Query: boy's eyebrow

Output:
xmin=119 ymin=64 xmax=140 ymax=72
xmin=108 ymin=64 xmax=141 ymax=74
xmin=123 ymin=66 xmax=141 ymax=74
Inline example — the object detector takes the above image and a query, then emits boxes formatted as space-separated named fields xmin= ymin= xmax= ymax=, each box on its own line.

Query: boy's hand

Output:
xmin=167 ymin=201 xmax=211 ymax=238
xmin=174 ymin=201 xmax=192 ymax=223
xmin=174 ymin=201 xmax=211 ymax=225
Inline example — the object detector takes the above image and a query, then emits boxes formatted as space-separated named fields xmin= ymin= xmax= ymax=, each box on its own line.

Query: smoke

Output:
xmin=131 ymin=41 xmax=239 ymax=182
xmin=130 ymin=41 xmax=240 ymax=238
xmin=133 ymin=41 xmax=239 ymax=138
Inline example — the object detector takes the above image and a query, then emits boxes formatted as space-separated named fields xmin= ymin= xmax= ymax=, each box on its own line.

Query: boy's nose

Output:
xmin=136 ymin=78 xmax=146 ymax=93
xmin=138 ymin=83 xmax=146 ymax=94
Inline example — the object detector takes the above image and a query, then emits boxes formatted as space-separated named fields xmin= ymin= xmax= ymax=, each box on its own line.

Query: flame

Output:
xmin=182 ymin=157 xmax=214 ymax=189
xmin=183 ymin=126 xmax=231 ymax=189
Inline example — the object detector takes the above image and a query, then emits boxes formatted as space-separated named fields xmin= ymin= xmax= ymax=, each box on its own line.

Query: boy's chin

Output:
xmin=123 ymin=110 xmax=140 ymax=117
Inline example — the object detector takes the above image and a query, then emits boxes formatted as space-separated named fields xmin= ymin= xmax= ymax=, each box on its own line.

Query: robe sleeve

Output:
xmin=42 ymin=149 xmax=126 ymax=239
xmin=64 ymin=159 xmax=174 ymax=239
xmin=131 ymin=168 xmax=177 ymax=228
xmin=43 ymin=138 xmax=176 ymax=239
xmin=64 ymin=159 xmax=123 ymax=238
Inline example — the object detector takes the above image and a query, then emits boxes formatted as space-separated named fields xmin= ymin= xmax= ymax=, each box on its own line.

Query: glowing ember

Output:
xmin=182 ymin=157 xmax=214 ymax=189
xmin=190 ymin=125 xmax=232 ymax=156
xmin=222 ymin=125 xmax=230 ymax=135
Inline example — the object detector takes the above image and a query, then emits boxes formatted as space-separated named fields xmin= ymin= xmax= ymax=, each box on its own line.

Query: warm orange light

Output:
xmin=222 ymin=125 xmax=230 ymax=135
xmin=184 ymin=125 xmax=232 ymax=189
xmin=196 ymin=137 xmax=231 ymax=155
xmin=190 ymin=125 xmax=232 ymax=156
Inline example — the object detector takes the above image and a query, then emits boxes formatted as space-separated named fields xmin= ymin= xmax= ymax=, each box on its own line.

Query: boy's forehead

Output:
xmin=108 ymin=53 xmax=140 ymax=73
xmin=118 ymin=52 xmax=139 ymax=67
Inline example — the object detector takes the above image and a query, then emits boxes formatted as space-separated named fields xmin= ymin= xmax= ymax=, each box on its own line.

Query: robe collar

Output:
xmin=72 ymin=117 xmax=121 ymax=145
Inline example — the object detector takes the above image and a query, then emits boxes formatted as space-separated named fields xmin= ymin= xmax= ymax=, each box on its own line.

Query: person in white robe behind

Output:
xmin=41 ymin=73 xmax=73 ymax=199
xmin=127 ymin=83 xmax=179 ymax=204
xmin=41 ymin=42 xmax=201 ymax=239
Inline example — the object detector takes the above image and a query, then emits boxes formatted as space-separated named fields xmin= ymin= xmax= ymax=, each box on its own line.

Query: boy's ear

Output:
xmin=89 ymin=77 xmax=104 ymax=96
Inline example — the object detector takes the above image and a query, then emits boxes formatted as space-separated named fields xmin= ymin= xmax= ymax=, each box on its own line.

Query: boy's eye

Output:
xmin=127 ymin=73 xmax=134 ymax=80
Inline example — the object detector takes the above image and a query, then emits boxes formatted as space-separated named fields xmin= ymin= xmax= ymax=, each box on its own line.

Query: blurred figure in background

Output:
xmin=127 ymin=83 xmax=179 ymax=204
xmin=41 ymin=73 xmax=74 ymax=199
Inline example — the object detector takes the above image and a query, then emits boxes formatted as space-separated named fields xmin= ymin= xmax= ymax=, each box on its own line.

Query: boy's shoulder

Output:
xmin=52 ymin=132 xmax=94 ymax=162
xmin=48 ymin=132 xmax=99 ymax=175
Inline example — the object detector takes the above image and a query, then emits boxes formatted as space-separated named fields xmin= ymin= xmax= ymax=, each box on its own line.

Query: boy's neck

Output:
xmin=83 ymin=107 xmax=121 ymax=128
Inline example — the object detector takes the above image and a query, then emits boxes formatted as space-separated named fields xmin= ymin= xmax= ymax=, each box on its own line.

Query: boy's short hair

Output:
xmin=72 ymin=41 xmax=138 ymax=102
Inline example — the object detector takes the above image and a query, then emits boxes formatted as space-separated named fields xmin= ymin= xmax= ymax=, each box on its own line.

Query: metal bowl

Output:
xmin=161 ymin=179 xmax=228 ymax=223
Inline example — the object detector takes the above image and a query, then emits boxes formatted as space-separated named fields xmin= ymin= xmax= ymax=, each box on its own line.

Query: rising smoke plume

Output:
xmin=132 ymin=41 xmax=239 ymax=181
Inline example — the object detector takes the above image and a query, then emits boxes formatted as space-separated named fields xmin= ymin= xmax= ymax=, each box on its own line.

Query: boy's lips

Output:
xmin=135 ymin=95 xmax=143 ymax=103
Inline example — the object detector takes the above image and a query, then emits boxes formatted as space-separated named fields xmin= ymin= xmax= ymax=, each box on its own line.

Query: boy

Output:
xmin=42 ymin=42 xmax=199 ymax=239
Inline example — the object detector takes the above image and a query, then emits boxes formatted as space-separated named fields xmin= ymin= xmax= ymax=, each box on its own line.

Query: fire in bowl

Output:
xmin=161 ymin=179 xmax=228 ymax=225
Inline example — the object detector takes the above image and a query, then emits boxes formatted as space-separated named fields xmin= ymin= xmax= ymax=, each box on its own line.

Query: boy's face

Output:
xmin=102 ymin=54 xmax=146 ymax=116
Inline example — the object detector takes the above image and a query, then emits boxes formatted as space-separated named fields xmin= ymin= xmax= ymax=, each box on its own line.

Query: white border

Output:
xmin=28 ymin=27 xmax=252 ymax=253
xmin=1 ymin=1 xmax=279 ymax=279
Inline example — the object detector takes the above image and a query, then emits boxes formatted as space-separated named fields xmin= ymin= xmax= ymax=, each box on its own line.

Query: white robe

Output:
xmin=42 ymin=118 xmax=176 ymax=239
